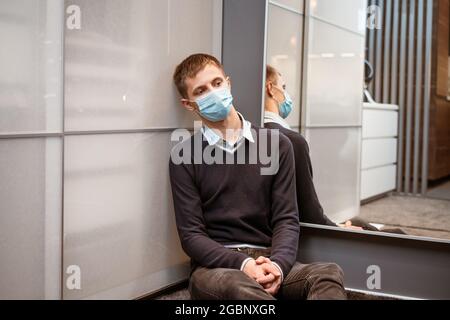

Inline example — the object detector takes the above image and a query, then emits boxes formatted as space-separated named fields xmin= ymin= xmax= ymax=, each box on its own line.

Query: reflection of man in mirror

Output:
xmin=264 ymin=65 xmax=350 ymax=228
xmin=264 ymin=65 xmax=405 ymax=234
xmin=169 ymin=54 xmax=347 ymax=300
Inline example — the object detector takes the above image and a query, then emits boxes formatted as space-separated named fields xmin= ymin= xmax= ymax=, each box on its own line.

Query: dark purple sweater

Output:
xmin=265 ymin=122 xmax=336 ymax=227
xmin=168 ymin=126 xmax=300 ymax=277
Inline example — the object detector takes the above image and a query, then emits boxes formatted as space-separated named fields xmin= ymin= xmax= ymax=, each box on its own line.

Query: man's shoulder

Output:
xmin=169 ymin=130 xmax=204 ymax=166
xmin=264 ymin=123 xmax=309 ymax=149
xmin=251 ymin=124 xmax=292 ymax=147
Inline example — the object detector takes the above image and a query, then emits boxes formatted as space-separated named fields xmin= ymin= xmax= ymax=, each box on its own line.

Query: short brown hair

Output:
xmin=173 ymin=53 xmax=224 ymax=98
xmin=266 ymin=65 xmax=279 ymax=85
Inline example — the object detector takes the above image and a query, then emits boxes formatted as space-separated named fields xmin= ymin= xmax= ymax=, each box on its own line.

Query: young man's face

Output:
xmin=181 ymin=63 xmax=230 ymax=110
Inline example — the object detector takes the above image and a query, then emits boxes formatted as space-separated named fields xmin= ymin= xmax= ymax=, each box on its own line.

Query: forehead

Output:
xmin=184 ymin=63 xmax=225 ymax=91
xmin=276 ymin=72 xmax=285 ymax=85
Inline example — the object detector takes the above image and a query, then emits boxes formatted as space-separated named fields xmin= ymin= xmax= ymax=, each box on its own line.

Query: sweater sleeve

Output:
xmin=169 ymin=156 xmax=250 ymax=270
xmin=269 ymin=133 xmax=300 ymax=277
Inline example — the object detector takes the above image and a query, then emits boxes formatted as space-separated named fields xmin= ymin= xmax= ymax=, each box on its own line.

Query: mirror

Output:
xmin=264 ymin=0 xmax=450 ymax=242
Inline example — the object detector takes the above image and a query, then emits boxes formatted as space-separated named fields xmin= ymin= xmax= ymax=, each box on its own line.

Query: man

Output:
xmin=264 ymin=65 xmax=338 ymax=227
xmin=169 ymin=53 xmax=346 ymax=300
xmin=264 ymin=65 xmax=404 ymax=233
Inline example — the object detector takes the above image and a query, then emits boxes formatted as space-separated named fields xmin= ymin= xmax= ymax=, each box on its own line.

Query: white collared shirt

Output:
xmin=201 ymin=112 xmax=255 ymax=154
xmin=264 ymin=111 xmax=291 ymax=130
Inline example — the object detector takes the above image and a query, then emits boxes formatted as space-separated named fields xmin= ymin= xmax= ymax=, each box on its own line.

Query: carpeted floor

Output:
xmin=427 ymin=180 xmax=450 ymax=201
xmin=359 ymin=195 xmax=450 ymax=240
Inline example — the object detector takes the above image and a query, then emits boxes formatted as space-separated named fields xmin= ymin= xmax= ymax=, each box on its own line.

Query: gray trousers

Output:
xmin=189 ymin=248 xmax=347 ymax=300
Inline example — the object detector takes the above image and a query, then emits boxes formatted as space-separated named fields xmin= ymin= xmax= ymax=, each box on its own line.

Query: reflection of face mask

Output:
xmin=274 ymin=86 xmax=293 ymax=119
xmin=195 ymin=87 xmax=233 ymax=122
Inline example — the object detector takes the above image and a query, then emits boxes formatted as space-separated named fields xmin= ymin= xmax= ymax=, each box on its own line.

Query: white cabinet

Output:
xmin=361 ymin=103 xmax=399 ymax=201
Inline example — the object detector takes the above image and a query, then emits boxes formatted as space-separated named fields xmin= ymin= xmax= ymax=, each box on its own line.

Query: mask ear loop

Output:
xmin=268 ymin=83 xmax=283 ymax=107
xmin=181 ymin=98 xmax=202 ymax=118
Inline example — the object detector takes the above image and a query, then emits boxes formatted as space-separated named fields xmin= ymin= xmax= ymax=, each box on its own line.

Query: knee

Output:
xmin=190 ymin=268 xmax=245 ymax=290
xmin=220 ymin=270 xmax=250 ymax=292
xmin=327 ymin=263 xmax=344 ymax=281
xmin=221 ymin=270 xmax=273 ymax=300
xmin=310 ymin=263 xmax=345 ymax=284
xmin=189 ymin=268 xmax=233 ymax=299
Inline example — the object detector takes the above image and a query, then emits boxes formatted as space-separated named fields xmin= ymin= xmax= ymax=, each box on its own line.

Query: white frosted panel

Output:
xmin=270 ymin=0 xmax=304 ymax=13
xmin=267 ymin=4 xmax=303 ymax=127
xmin=362 ymin=138 xmax=398 ymax=169
xmin=361 ymin=165 xmax=397 ymax=200
xmin=63 ymin=132 xmax=189 ymax=299
xmin=362 ymin=110 xmax=398 ymax=138
xmin=309 ymin=0 xmax=367 ymax=34
xmin=0 ymin=0 xmax=63 ymax=133
xmin=64 ymin=0 xmax=221 ymax=131
xmin=305 ymin=18 xmax=365 ymax=126
xmin=0 ymin=138 xmax=62 ymax=299
xmin=305 ymin=128 xmax=361 ymax=223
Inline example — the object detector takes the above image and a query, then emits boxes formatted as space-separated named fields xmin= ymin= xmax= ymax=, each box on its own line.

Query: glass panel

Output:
xmin=64 ymin=0 xmax=221 ymax=131
xmin=267 ymin=4 xmax=303 ymax=128
xmin=309 ymin=0 xmax=367 ymax=34
xmin=63 ymin=132 xmax=189 ymax=299
xmin=304 ymin=128 xmax=361 ymax=223
xmin=0 ymin=138 xmax=62 ymax=299
xmin=270 ymin=0 xmax=304 ymax=13
xmin=0 ymin=0 xmax=63 ymax=133
xmin=305 ymin=18 xmax=365 ymax=126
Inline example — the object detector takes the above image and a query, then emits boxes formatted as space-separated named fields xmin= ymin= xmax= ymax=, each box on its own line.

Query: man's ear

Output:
xmin=266 ymin=82 xmax=274 ymax=98
xmin=180 ymin=99 xmax=196 ymax=112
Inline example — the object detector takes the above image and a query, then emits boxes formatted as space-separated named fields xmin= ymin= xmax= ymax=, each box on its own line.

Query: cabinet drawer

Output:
xmin=363 ymin=110 xmax=398 ymax=138
xmin=361 ymin=165 xmax=397 ymax=200
xmin=362 ymin=138 xmax=398 ymax=169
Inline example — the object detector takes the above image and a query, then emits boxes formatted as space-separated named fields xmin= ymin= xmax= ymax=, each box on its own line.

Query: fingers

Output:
xmin=256 ymin=273 xmax=275 ymax=285
xmin=255 ymin=256 xmax=271 ymax=265
xmin=260 ymin=263 xmax=281 ymax=278
xmin=264 ymin=280 xmax=282 ymax=296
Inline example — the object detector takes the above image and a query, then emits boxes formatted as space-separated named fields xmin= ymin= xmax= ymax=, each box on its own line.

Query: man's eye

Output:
xmin=214 ymin=81 xmax=222 ymax=87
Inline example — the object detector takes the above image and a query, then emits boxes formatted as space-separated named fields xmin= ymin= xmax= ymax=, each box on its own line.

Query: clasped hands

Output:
xmin=243 ymin=256 xmax=282 ymax=296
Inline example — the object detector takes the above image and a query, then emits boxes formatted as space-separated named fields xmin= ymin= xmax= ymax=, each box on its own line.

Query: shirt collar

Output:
xmin=264 ymin=111 xmax=291 ymax=130
xmin=201 ymin=112 xmax=255 ymax=152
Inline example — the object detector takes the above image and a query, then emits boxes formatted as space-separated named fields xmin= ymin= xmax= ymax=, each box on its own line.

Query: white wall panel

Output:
xmin=64 ymin=0 xmax=221 ymax=131
xmin=304 ymin=128 xmax=362 ymax=223
xmin=0 ymin=0 xmax=63 ymax=133
xmin=305 ymin=18 xmax=365 ymax=126
xmin=0 ymin=138 xmax=62 ymax=299
xmin=63 ymin=132 xmax=189 ymax=299
xmin=267 ymin=3 xmax=304 ymax=127
xmin=309 ymin=0 xmax=368 ymax=34
xmin=270 ymin=0 xmax=304 ymax=13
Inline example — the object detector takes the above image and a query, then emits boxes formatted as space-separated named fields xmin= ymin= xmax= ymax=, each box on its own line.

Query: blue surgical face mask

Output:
xmin=194 ymin=87 xmax=233 ymax=122
xmin=274 ymin=87 xmax=293 ymax=119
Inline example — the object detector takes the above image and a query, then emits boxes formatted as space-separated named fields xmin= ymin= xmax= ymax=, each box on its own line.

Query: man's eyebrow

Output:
xmin=192 ymin=84 xmax=207 ymax=93
xmin=192 ymin=77 xmax=224 ymax=93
